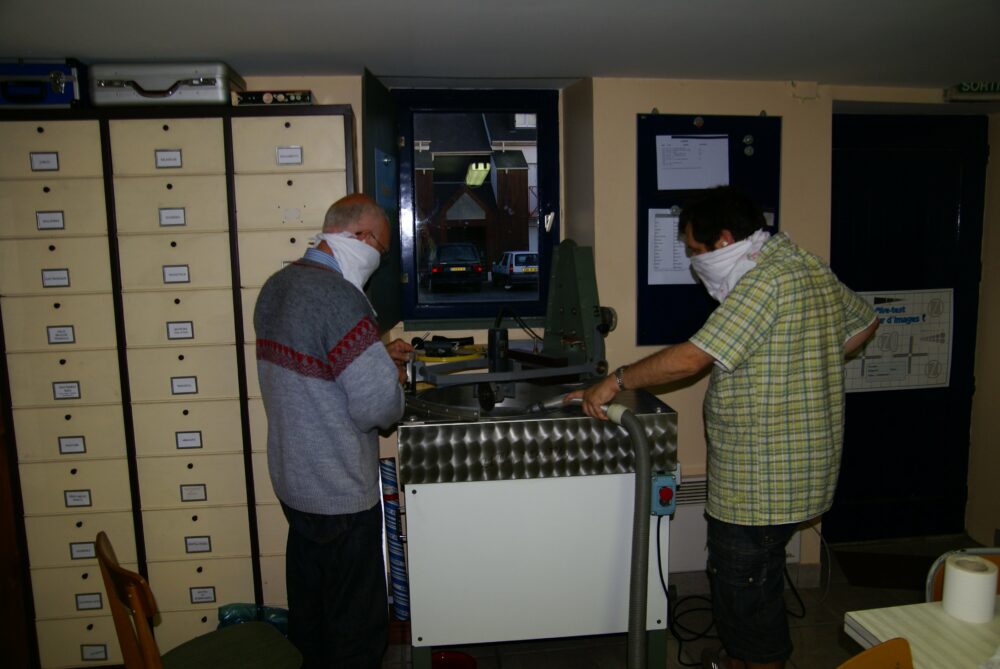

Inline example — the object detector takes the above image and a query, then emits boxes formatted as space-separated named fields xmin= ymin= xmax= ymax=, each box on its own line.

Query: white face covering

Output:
xmin=689 ymin=229 xmax=771 ymax=302
xmin=315 ymin=232 xmax=381 ymax=291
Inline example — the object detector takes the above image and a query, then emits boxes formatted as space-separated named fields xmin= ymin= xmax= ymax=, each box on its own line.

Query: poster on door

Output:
xmin=845 ymin=288 xmax=953 ymax=393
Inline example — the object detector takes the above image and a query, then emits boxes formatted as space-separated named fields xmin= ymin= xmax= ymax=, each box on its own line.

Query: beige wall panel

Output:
xmin=145 ymin=557 xmax=254 ymax=612
xmin=114 ymin=175 xmax=228 ymax=233
xmin=19 ymin=459 xmax=133 ymax=516
xmin=13 ymin=404 xmax=125 ymax=462
xmin=154 ymin=610 xmax=223 ymax=653
xmin=36 ymin=616 xmax=122 ymax=668
xmin=232 ymin=115 xmax=346 ymax=173
xmin=252 ymin=450 xmax=277 ymax=504
xmin=25 ymin=511 xmax=136 ymax=568
xmin=2 ymin=293 xmax=117 ymax=352
xmin=117 ymin=232 xmax=232 ymax=291
xmin=234 ymin=171 xmax=347 ymax=230
xmin=136 ymin=453 xmax=247 ymax=509
xmin=238 ymin=231 xmax=311 ymax=287
xmin=126 ymin=345 xmax=238 ymax=402
xmin=109 ymin=118 xmax=225 ymax=176
xmin=0 ymin=236 xmax=111 ymax=295
xmin=242 ymin=288 xmax=261 ymax=342
xmin=123 ymin=289 xmax=235 ymax=348
xmin=248 ymin=397 xmax=267 ymax=452
xmin=256 ymin=502 xmax=288 ymax=555
xmin=7 ymin=350 xmax=121 ymax=408
xmin=0 ymin=120 xmax=103 ymax=179
xmin=0 ymin=178 xmax=107 ymax=238
xmin=142 ymin=506 xmax=252 ymax=561
xmin=31 ymin=562 xmax=137 ymax=621
xmin=259 ymin=554 xmax=287 ymax=607
xmin=131 ymin=399 xmax=243 ymax=457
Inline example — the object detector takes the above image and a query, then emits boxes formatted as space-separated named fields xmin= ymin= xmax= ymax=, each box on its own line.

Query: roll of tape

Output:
xmin=941 ymin=554 xmax=998 ymax=623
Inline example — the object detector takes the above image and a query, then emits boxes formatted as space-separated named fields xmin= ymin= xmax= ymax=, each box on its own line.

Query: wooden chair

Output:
xmin=925 ymin=547 xmax=1000 ymax=601
xmin=838 ymin=637 xmax=913 ymax=669
xmin=95 ymin=531 xmax=301 ymax=669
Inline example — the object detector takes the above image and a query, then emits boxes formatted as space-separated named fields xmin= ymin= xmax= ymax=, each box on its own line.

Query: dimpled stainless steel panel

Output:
xmin=398 ymin=389 xmax=677 ymax=485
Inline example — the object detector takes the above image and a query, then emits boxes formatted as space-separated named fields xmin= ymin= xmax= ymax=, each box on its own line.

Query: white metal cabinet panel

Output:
xmin=19 ymin=459 xmax=133 ymax=516
xmin=117 ymin=232 xmax=232 ymax=291
xmin=122 ymin=289 xmax=235 ymax=347
xmin=131 ymin=399 xmax=243 ymax=457
xmin=142 ymin=506 xmax=252 ymax=561
xmin=1 ymin=293 xmax=117 ymax=353
xmin=145 ymin=557 xmax=254 ymax=612
xmin=31 ymin=562 xmax=137 ymax=620
xmin=24 ymin=511 xmax=136 ymax=568
xmin=136 ymin=453 xmax=247 ymax=509
xmin=231 ymin=115 xmax=346 ymax=173
xmin=113 ymin=175 xmax=228 ymax=233
xmin=126 ymin=345 xmax=239 ymax=402
xmin=36 ymin=616 xmax=123 ymax=667
xmin=0 ymin=236 xmax=111 ymax=296
xmin=13 ymin=404 xmax=126 ymax=462
xmin=0 ymin=120 xmax=103 ymax=179
xmin=109 ymin=118 xmax=225 ymax=176
xmin=6 ymin=350 xmax=121 ymax=408
xmin=0 ymin=178 xmax=107 ymax=238
xmin=234 ymin=171 xmax=347 ymax=230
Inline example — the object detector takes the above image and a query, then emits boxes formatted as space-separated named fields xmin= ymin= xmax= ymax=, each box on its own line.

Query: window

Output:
xmin=396 ymin=90 xmax=559 ymax=325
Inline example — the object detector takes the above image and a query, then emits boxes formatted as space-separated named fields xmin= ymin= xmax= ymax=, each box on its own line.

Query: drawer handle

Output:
xmin=284 ymin=122 xmax=291 ymax=129
xmin=37 ymin=126 xmax=45 ymax=134
xmin=49 ymin=244 xmax=56 ymax=251
xmin=87 ymin=624 xmax=93 ymax=631
xmin=182 ymin=409 xmax=189 ymax=415
xmin=76 ymin=521 xmax=83 ymax=528
xmin=290 ymin=237 xmax=296 ymax=244
xmin=174 ymin=298 xmax=181 ymax=304
xmin=64 ymin=414 xmax=72 ymax=421
xmin=187 ymin=463 xmax=194 ymax=469
xmin=81 ymin=572 xmax=89 ymax=579
xmin=163 ymin=124 xmax=170 ymax=132
xmin=178 ymin=354 xmax=185 ymax=361
xmin=196 ymin=566 xmax=203 ymax=573
xmin=54 ymin=302 xmax=61 ymax=309
xmin=59 ymin=358 xmax=67 ymax=365
xmin=170 ymin=241 xmax=177 ymax=248
xmin=191 ymin=515 xmax=198 ymax=521
xmin=167 ymin=183 xmax=173 ymax=190
xmin=201 ymin=616 xmax=208 ymax=623
xmin=287 ymin=179 xmax=293 ymax=186
xmin=43 ymin=186 xmax=50 ymax=193
xmin=70 ymin=468 xmax=77 ymax=475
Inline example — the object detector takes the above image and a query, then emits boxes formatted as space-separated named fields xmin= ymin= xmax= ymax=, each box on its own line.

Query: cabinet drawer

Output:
xmin=32 ymin=562 xmax=136 ymax=620
xmin=234 ymin=171 xmax=347 ymax=230
xmin=13 ymin=404 xmax=126 ymax=462
xmin=123 ymin=289 xmax=235 ymax=347
xmin=6 ymin=350 xmax=121 ymax=408
xmin=232 ymin=115 xmax=346 ymax=173
xmin=146 ymin=557 xmax=254 ymax=612
xmin=248 ymin=398 xmax=267 ymax=452
xmin=245 ymin=344 xmax=261 ymax=399
xmin=36 ymin=616 xmax=123 ymax=668
xmin=137 ymin=453 xmax=247 ymax=509
xmin=242 ymin=288 xmax=260 ymax=342
xmin=252 ymin=450 xmax=277 ymax=505
xmin=256 ymin=503 xmax=287 ymax=556
xmin=126 ymin=345 xmax=238 ymax=402
xmin=0 ymin=120 xmax=103 ymax=179
xmin=0 ymin=236 xmax=111 ymax=295
xmin=114 ymin=175 xmax=228 ymax=233
xmin=117 ymin=232 xmax=232 ymax=291
xmin=20 ymin=459 xmax=133 ymax=515
xmin=259 ymin=554 xmax=288 ymax=608
xmin=0 ymin=178 xmax=107 ymax=238
xmin=109 ymin=118 xmax=225 ymax=176
xmin=237 ymin=231 xmax=311 ymax=287
xmin=2 ymin=293 xmax=117 ymax=352
xmin=25 ymin=511 xmax=136 ymax=568
xmin=154 ymin=610 xmax=221 ymax=653
xmin=131 ymin=399 xmax=243 ymax=457
xmin=142 ymin=506 xmax=252 ymax=561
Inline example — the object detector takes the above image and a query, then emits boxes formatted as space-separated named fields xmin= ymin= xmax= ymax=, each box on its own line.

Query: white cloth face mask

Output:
xmin=315 ymin=232 xmax=381 ymax=291
xmin=689 ymin=229 xmax=770 ymax=302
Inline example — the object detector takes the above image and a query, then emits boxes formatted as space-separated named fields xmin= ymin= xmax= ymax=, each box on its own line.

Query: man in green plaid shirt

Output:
xmin=570 ymin=187 xmax=877 ymax=669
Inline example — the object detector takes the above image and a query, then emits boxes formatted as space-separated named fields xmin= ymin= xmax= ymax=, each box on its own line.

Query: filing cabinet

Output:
xmin=108 ymin=118 xmax=226 ymax=176
xmin=0 ymin=178 xmax=108 ymax=238
xmin=154 ymin=610 xmax=225 ymax=654
xmin=231 ymin=115 xmax=346 ymax=173
xmin=259 ymin=554 xmax=288 ymax=607
xmin=117 ymin=232 xmax=234 ymax=291
xmin=242 ymin=288 xmax=261 ymax=341
xmin=0 ymin=120 xmax=104 ymax=179
xmin=126 ymin=345 xmax=240 ymax=402
xmin=145 ymin=557 xmax=254 ymax=612
xmin=251 ymin=451 xmax=278 ymax=505
xmin=247 ymin=398 xmax=267 ymax=451
xmin=6 ymin=350 xmax=122 ymax=407
xmin=234 ymin=171 xmax=348 ymax=229
xmin=113 ymin=175 xmax=229 ymax=234
xmin=137 ymin=452 xmax=248 ymax=509
xmin=12 ymin=405 xmax=127 ymax=462
xmin=131 ymin=399 xmax=244 ymax=457
xmin=255 ymin=503 xmax=288 ymax=556
xmin=236 ymin=231 xmax=313 ymax=287
xmin=36 ymin=616 xmax=123 ymax=668
xmin=19 ymin=459 xmax=134 ymax=516
xmin=0 ymin=236 xmax=112 ymax=295
xmin=142 ymin=506 xmax=253 ymax=561
xmin=123 ymin=289 xmax=237 ymax=348
xmin=31 ymin=562 xmax=137 ymax=620
xmin=1 ymin=294 xmax=118 ymax=353
xmin=24 ymin=512 xmax=137 ymax=569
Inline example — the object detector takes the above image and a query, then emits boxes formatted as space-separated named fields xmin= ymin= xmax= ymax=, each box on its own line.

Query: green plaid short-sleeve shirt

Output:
xmin=689 ymin=233 xmax=874 ymax=525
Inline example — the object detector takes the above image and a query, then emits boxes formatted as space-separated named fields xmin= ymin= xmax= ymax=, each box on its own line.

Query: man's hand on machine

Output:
xmin=385 ymin=339 xmax=414 ymax=385
xmin=564 ymin=374 xmax=619 ymax=420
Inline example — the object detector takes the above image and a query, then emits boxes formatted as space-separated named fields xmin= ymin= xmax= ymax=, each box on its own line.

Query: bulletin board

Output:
xmin=636 ymin=113 xmax=782 ymax=345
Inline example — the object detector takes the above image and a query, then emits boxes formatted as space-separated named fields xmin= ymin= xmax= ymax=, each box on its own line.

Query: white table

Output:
xmin=845 ymin=596 xmax=1000 ymax=669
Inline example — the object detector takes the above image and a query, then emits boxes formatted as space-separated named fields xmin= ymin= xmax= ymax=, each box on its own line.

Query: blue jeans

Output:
xmin=706 ymin=517 xmax=799 ymax=663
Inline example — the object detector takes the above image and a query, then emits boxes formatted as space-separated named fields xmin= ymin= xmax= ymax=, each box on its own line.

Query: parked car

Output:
xmin=423 ymin=242 xmax=486 ymax=291
xmin=492 ymin=251 xmax=539 ymax=290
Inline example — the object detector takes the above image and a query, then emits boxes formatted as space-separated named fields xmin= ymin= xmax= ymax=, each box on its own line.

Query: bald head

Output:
xmin=323 ymin=193 xmax=391 ymax=257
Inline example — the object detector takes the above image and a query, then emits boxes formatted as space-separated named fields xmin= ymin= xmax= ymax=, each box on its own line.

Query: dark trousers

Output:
xmin=706 ymin=516 xmax=799 ymax=664
xmin=282 ymin=501 xmax=388 ymax=669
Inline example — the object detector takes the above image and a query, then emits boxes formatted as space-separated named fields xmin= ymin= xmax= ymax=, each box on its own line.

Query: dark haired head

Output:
xmin=679 ymin=186 xmax=766 ymax=247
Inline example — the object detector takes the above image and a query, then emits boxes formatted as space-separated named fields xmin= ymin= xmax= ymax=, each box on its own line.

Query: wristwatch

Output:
xmin=614 ymin=365 xmax=627 ymax=391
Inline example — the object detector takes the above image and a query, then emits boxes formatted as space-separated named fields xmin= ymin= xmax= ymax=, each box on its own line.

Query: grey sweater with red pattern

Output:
xmin=254 ymin=256 xmax=404 ymax=516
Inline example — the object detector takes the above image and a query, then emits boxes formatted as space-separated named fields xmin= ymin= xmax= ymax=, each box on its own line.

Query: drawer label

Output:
xmin=81 ymin=644 xmax=108 ymax=661
xmin=58 ymin=435 xmax=87 ymax=455
xmin=64 ymin=489 xmax=92 ymax=508
xmin=276 ymin=146 xmax=304 ymax=165
xmin=162 ymin=264 xmax=191 ymax=284
xmin=180 ymin=483 xmax=207 ymax=502
xmin=47 ymin=325 xmax=76 ymax=345
xmin=190 ymin=586 xmax=217 ymax=604
xmin=53 ymin=381 xmax=82 ymax=400
xmin=41 ymin=268 xmax=71 ymax=288
xmin=70 ymin=541 xmax=97 ymax=560
xmin=75 ymin=592 xmax=103 ymax=611
xmin=155 ymin=149 xmax=183 ymax=169
xmin=185 ymin=535 xmax=212 ymax=553
xmin=171 ymin=376 xmax=198 ymax=395
xmin=36 ymin=210 xmax=66 ymax=230
xmin=166 ymin=321 xmax=194 ymax=340
xmin=175 ymin=430 xmax=203 ymax=449
xmin=158 ymin=207 xmax=187 ymax=227
xmin=30 ymin=152 xmax=60 ymax=171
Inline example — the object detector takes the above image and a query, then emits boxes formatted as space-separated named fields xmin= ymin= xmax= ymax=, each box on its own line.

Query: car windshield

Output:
xmin=439 ymin=246 xmax=479 ymax=262
xmin=516 ymin=254 xmax=538 ymax=265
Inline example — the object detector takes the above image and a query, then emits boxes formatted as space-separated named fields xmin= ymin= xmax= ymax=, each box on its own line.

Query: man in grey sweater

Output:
xmin=255 ymin=193 xmax=409 ymax=669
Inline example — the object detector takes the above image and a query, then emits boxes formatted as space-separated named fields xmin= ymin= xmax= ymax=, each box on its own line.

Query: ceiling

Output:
xmin=2 ymin=0 xmax=999 ymax=90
